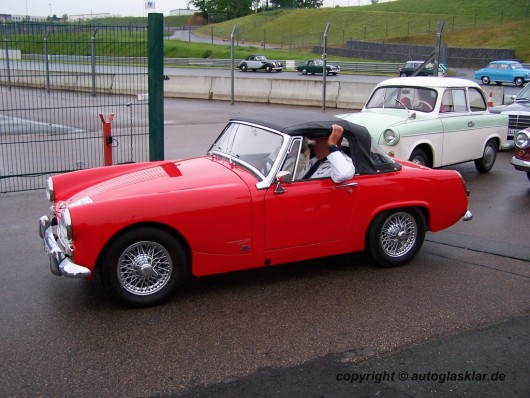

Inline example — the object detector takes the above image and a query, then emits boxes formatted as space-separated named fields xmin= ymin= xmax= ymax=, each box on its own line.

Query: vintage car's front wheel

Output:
xmin=409 ymin=148 xmax=430 ymax=167
xmin=474 ymin=139 xmax=497 ymax=173
xmin=100 ymin=227 xmax=187 ymax=307
xmin=301 ymin=69 xmax=308 ymax=75
xmin=514 ymin=77 xmax=525 ymax=87
xmin=367 ymin=208 xmax=426 ymax=268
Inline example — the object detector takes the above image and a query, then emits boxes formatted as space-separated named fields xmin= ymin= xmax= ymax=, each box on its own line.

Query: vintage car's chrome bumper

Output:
xmin=38 ymin=216 xmax=91 ymax=278
xmin=511 ymin=156 xmax=530 ymax=172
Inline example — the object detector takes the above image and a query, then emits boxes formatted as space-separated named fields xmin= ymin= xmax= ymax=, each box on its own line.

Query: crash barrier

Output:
xmin=0 ymin=70 xmax=515 ymax=110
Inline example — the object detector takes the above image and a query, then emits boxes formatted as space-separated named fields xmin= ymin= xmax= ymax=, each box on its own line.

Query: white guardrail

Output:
xmin=21 ymin=54 xmax=402 ymax=73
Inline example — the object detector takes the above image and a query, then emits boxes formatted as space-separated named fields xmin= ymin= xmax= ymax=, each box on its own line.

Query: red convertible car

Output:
xmin=39 ymin=111 xmax=472 ymax=307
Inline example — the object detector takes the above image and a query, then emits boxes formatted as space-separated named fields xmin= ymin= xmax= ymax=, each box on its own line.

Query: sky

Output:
xmin=0 ymin=0 xmax=377 ymax=18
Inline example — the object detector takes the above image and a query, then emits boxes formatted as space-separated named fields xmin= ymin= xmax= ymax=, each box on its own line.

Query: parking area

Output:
xmin=0 ymin=98 xmax=529 ymax=397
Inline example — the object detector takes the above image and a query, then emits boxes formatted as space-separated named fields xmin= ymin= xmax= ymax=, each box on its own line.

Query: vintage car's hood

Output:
xmin=337 ymin=110 xmax=413 ymax=136
xmin=501 ymin=100 xmax=530 ymax=113
xmin=58 ymin=157 xmax=246 ymax=207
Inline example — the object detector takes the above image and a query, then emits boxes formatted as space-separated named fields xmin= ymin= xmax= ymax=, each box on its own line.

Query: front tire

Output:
xmin=515 ymin=77 xmax=524 ymax=87
xmin=409 ymin=148 xmax=430 ymax=167
xmin=100 ymin=227 xmax=187 ymax=307
xmin=367 ymin=208 xmax=426 ymax=267
xmin=302 ymin=69 xmax=308 ymax=75
xmin=481 ymin=76 xmax=491 ymax=85
xmin=400 ymin=72 xmax=407 ymax=77
xmin=474 ymin=139 xmax=497 ymax=173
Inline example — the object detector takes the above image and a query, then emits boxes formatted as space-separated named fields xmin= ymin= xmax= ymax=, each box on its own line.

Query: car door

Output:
xmin=439 ymin=87 xmax=487 ymax=165
xmin=263 ymin=175 xmax=358 ymax=251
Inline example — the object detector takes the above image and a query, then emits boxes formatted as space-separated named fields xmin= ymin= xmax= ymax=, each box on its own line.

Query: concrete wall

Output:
xmin=330 ymin=41 xmax=516 ymax=69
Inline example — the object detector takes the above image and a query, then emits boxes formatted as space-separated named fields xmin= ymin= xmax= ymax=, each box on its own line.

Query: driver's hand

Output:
xmin=328 ymin=124 xmax=344 ymax=146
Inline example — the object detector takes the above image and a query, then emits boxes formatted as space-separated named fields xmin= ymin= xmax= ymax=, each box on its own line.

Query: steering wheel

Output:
xmin=262 ymin=157 xmax=274 ymax=176
xmin=412 ymin=100 xmax=433 ymax=112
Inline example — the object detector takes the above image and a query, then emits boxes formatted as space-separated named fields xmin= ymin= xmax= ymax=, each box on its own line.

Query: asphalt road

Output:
xmin=1 ymin=99 xmax=529 ymax=397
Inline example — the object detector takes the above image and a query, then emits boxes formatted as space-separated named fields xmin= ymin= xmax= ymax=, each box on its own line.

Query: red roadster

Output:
xmin=39 ymin=111 xmax=472 ymax=307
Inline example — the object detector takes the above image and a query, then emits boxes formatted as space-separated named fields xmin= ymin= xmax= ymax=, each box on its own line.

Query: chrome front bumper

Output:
xmin=38 ymin=216 xmax=91 ymax=278
xmin=511 ymin=156 xmax=530 ymax=172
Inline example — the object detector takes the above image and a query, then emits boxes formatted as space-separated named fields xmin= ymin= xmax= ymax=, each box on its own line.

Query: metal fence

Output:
xmin=0 ymin=23 xmax=150 ymax=193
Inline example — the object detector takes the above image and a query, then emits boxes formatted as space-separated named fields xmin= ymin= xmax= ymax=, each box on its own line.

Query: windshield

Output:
xmin=516 ymin=84 xmax=530 ymax=101
xmin=209 ymin=122 xmax=284 ymax=178
xmin=366 ymin=86 xmax=438 ymax=113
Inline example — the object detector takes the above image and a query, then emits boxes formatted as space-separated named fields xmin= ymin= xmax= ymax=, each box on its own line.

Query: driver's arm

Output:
xmin=328 ymin=124 xmax=355 ymax=183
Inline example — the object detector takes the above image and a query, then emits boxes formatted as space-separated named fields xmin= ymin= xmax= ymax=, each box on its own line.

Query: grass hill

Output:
xmin=194 ymin=0 xmax=530 ymax=61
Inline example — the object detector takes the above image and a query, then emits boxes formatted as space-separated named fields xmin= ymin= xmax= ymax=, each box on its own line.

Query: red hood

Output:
xmin=52 ymin=157 xmax=245 ymax=207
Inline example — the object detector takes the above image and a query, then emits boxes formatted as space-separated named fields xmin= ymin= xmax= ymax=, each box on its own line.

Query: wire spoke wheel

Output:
xmin=117 ymin=241 xmax=173 ymax=295
xmin=379 ymin=212 xmax=418 ymax=258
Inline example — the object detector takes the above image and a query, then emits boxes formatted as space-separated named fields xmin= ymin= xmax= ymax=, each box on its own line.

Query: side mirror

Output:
xmin=274 ymin=171 xmax=292 ymax=194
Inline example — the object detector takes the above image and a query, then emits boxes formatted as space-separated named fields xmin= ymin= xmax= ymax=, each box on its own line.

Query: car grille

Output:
xmin=509 ymin=114 xmax=530 ymax=130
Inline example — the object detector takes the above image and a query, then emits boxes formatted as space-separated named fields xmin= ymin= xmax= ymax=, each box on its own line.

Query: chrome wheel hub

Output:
xmin=380 ymin=212 xmax=417 ymax=258
xmin=117 ymin=241 xmax=172 ymax=296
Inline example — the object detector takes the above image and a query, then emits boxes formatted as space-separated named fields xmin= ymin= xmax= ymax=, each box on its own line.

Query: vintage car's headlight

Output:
xmin=46 ymin=177 xmax=55 ymax=203
xmin=515 ymin=131 xmax=530 ymax=149
xmin=383 ymin=129 xmax=399 ymax=145
xmin=58 ymin=208 xmax=73 ymax=243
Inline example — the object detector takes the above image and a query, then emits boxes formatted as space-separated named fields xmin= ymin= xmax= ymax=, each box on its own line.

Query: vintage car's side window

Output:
xmin=468 ymin=88 xmax=487 ymax=112
xmin=440 ymin=89 xmax=467 ymax=113
xmin=487 ymin=63 xmax=497 ymax=70
xmin=280 ymin=137 xmax=309 ymax=180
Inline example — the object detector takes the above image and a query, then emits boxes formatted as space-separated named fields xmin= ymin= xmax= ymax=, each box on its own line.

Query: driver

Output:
xmin=299 ymin=124 xmax=355 ymax=183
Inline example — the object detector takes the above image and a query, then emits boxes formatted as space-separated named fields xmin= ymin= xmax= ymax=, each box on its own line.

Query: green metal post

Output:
xmin=148 ymin=13 xmax=165 ymax=161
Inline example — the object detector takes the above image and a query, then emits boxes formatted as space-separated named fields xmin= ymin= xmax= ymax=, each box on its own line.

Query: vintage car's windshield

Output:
xmin=516 ymin=84 xmax=530 ymax=101
xmin=366 ymin=86 xmax=438 ymax=113
xmin=209 ymin=122 xmax=284 ymax=178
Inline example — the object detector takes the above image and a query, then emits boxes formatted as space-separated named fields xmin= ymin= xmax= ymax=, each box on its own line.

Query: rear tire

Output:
xmin=302 ymin=69 xmax=308 ymax=75
xmin=239 ymin=64 xmax=247 ymax=72
xmin=474 ymin=139 xmax=497 ymax=173
xmin=481 ymin=76 xmax=491 ymax=85
xmin=527 ymin=172 xmax=530 ymax=182
xmin=100 ymin=227 xmax=187 ymax=307
xmin=367 ymin=208 xmax=426 ymax=267
xmin=400 ymin=72 xmax=407 ymax=77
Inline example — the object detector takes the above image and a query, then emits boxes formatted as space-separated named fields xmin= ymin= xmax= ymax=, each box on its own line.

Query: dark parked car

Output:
xmin=296 ymin=60 xmax=340 ymax=75
xmin=399 ymin=61 xmax=446 ymax=77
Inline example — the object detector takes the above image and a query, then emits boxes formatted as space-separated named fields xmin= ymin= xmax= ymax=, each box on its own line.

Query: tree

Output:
xmin=270 ymin=0 xmax=323 ymax=8
xmin=188 ymin=0 xmax=253 ymax=19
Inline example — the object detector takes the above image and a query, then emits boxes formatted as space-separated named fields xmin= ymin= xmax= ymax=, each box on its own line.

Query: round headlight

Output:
xmin=46 ymin=177 xmax=55 ymax=203
xmin=383 ymin=129 xmax=399 ymax=145
xmin=515 ymin=131 xmax=530 ymax=149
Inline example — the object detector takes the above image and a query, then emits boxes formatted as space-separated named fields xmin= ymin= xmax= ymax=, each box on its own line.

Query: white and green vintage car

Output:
xmin=338 ymin=77 xmax=509 ymax=172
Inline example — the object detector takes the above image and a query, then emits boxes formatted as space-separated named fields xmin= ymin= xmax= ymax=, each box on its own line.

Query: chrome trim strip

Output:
xmin=336 ymin=182 xmax=359 ymax=188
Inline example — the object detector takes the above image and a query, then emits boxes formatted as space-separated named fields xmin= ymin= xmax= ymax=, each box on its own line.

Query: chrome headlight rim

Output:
xmin=46 ymin=177 xmax=55 ymax=203
xmin=515 ymin=131 xmax=530 ymax=149
xmin=58 ymin=208 xmax=73 ymax=242
xmin=383 ymin=129 xmax=399 ymax=145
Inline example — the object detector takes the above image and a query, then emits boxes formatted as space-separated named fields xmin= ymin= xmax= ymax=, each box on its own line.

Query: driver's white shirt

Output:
xmin=299 ymin=151 xmax=355 ymax=183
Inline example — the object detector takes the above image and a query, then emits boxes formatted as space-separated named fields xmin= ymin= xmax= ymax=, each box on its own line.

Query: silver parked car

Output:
xmin=238 ymin=55 xmax=283 ymax=73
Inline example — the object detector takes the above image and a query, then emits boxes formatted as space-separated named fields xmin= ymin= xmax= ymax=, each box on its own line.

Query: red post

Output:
xmin=99 ymin=114 xmax=114 ymax=166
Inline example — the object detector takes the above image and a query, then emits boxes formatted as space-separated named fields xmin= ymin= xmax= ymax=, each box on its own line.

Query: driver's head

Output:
xmin=312 ymin=137 xmax=329 ymax=160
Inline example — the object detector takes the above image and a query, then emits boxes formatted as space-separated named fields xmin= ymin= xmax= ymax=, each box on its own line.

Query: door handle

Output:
xmin=336 ymin=182 xmax=358 ymax=188
xmin=468 ymin=121 xmax=475 ymax=128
